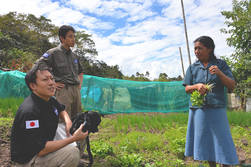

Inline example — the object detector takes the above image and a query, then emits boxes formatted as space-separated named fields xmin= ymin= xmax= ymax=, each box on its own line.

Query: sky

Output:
xmin=0 ymin=0 xmax=234 ymax=79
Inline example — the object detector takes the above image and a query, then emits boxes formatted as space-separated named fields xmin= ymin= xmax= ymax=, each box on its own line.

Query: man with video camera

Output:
xmin=10 ymin=64 xmax=88 ymax=167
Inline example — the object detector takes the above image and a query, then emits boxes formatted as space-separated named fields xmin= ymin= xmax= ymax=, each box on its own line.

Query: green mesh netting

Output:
xmin=81 ymin=75 xmax=189 ymax=114
xmin=0 ymin=70 xmax=30 ymax=98
xmin=0 ymin=70 xmax=189 ymax=114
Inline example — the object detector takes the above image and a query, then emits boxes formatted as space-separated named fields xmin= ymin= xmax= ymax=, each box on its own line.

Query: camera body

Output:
xmin=70 ymin=111 xmax=101 ymax=135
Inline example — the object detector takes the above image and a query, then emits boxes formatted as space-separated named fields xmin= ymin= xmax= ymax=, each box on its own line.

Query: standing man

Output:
xmin=37 ymin=25 xmax=83 ymax=120
xmin=36 ymin=25 xmax=85 ymax=151
xmin=11 ymin=64 xmax=88 ymax=167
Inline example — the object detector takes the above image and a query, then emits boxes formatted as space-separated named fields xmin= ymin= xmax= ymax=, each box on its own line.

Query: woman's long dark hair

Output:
xmin=194 ymin=36 xmax=217 ymax=61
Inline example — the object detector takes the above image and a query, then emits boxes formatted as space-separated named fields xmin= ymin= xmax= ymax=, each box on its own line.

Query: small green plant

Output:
xmin=91 ymin=140 xmax=114 ymax=158
xmin=190 ymin=83 xmax=214 ymax=107
xmin=169 ymin=138 xmax=186 ymax=159
xmin=119 ymin=153 xmax=143 ymax=167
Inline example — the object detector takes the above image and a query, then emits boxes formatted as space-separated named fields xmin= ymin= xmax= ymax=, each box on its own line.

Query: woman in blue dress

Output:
xmin=183 ymin=36 xmax=239 ymax=166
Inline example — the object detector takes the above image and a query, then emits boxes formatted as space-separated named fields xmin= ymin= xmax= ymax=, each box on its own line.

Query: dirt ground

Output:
xmin=0 ymin=125 xmax=13 ymax=167
xmin=0 ymin=142 xmax=13 ymax=167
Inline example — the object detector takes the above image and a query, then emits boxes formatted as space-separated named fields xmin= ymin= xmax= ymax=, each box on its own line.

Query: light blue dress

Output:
xmin=183 ymin=59 xmax=239 ymax=165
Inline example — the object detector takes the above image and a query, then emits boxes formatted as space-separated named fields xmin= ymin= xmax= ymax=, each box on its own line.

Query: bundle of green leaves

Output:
xmin=190 ymin=83 xmax=214 ymax=107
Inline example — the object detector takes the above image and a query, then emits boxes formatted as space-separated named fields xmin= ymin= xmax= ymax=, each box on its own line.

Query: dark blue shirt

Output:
xmin=183 ymin=59 xmax=234 ymax=108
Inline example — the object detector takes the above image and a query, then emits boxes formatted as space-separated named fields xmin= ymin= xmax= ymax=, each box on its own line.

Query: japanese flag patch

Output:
xmin=26 ymin=120 xmax=39 ymax=129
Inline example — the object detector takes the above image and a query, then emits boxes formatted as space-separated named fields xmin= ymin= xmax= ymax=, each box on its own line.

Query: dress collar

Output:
xmin=194 ymin=59 xmax=217 ymax=69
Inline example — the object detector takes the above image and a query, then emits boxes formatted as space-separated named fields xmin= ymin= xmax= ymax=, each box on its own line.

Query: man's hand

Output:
xmin=73 ymin=123 xmax=88 ymax=141
xmin=56 ymin=82 xmax=65 ymax=90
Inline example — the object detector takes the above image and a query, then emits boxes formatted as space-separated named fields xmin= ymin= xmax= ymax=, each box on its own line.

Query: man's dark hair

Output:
xmin=25 ymin=64 xmax=51 ymax=91
xmin=194 ymin=36 xmax=216 ymax=60
xmin=58 ymin=25 xmax=75 ymax=42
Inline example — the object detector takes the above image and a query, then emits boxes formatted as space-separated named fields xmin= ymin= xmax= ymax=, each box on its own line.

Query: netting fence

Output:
xmin=0 ymin=70 xmax=189 ymax=114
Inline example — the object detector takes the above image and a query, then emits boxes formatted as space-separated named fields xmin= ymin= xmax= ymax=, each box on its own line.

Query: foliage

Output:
xmin=1 ymin=110 xmax=250 ymax=166
xmin=1 ymin=48 xmax=35 ymax=72
xmin=221 ymin=0 xmax=251 ymax=109
xmin=118 ymin=153 xmax=143 ymax=167
xmin=0 ymin=117 xmax=13 ymax=127
xmin=153 ymin=73 xmax=183 ymax=82
xmin=97 ymin=112 xmax=250 ymax=166
xmin=0 ymin=12 xmax=57 ymax=56
xmin=91 ymin=140 xmax=114 ymax=158
xmin=227 ymin=111 xmax=251 ymax=126
xmin=122 ymin=71 xmax=151 ymax=81
xmin=231 ymin=125 xmax=251 ymax=155
xmin=0 ymin=98 xmax=24 ymax=117
xmin=0 ymin=117 xmax=13 ymax=142
xmin=113 ymin=113 xmax=188 ymax=133
xmin=123 ymin=71 xmax=183 ymax=82
xmin=190 ymin=83 xmax=214 ymax=107
xmin=80 ymin=57 xmax=123 ymax=79
xmin=0 ymin=12 xmax=57 ymax=71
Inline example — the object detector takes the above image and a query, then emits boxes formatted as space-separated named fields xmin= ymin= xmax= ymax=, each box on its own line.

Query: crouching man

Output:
xmin=10 ymin=64 xmax=88 ymax=167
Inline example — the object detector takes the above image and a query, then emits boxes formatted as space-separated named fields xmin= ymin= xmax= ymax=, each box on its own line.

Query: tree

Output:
xmin=0 ymin=12 xmax=100 ymax=73
xmin=145 ymin=71 xmax=150 ymax=77
xmin=0 ymin=12 xmax=57 ymax=71
xmin=0 ymin=12 xmax=57 ymax=55
xmin=221 ymin=0 xmax=251 ymax=109
xmin=157 ymin=73 xmax=169 ymax=81
xmin=75 ymin=31 xmax=98 ymax=56
xmin=80 ymin=56 xmax=123 ymax=79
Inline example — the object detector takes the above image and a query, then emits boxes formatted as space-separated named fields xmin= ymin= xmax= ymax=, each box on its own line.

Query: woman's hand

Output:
xmin=209 ymin=65 xmax=221 ymax=75
xmin=196 ymin=83 xmax=208 ymax=95
xmin=209 ymin=65 xmax=235 ymax=91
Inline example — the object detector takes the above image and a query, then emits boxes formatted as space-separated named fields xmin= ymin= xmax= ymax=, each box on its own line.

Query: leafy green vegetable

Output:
xmin=190 ymin=83 xmax=214 ymax=107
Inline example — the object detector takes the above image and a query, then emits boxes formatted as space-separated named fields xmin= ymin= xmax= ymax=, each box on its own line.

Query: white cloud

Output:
xmin=69 ymin=0 xmax=102 ymax=12
xmin=46 ymin=7 xmax=84 ymax=26
xmin=0 ymin=0 xmax=58 ymax=17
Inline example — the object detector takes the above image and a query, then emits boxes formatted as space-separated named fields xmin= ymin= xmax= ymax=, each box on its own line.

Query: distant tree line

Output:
xmin=122 ymin=71 xmax=182 ymax=82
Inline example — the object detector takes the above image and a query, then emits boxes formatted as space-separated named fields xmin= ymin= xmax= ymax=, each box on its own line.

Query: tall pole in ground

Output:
xmin=179 ymin=47 xmax=185 ymax=77
xmin=181 ymin=0 xmax=191 ymax=65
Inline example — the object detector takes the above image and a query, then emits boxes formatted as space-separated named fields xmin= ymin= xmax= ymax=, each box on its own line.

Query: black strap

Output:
xmin=86 ymin=136 xmax=93 ymax=167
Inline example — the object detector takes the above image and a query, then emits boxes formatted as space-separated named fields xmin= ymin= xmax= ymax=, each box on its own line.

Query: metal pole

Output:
xmin=179 ymin=47 xmax=185 ymax=77
xmin=181 ymin=0 xmax=191 ymax=65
